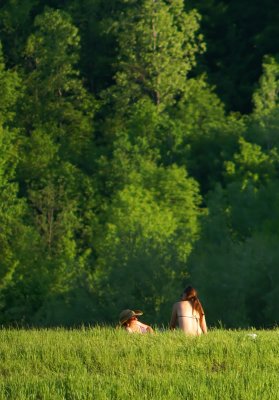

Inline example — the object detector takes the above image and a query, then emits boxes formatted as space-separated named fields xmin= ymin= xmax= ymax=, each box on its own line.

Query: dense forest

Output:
xmin=0 ymin=0 xmax=279 ymax=328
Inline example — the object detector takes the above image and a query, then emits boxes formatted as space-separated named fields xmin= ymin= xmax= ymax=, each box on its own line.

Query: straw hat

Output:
xmin=119 ymin=309 xmax=143 ymax=325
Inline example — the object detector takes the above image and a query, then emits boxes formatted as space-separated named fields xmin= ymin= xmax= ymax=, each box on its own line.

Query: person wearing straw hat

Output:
xmin=119 ymin=309 xmax=154 ymax=333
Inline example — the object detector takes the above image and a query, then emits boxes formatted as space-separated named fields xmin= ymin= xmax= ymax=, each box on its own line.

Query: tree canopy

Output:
xmin=0 ymin=0 xmax=279 ymax=328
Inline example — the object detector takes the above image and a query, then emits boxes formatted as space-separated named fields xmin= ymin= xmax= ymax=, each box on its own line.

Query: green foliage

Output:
xmin=224 ymin=137 xmax=279 ymax=187
xmin=252 ymin=56 xmax=279 ymax=117
xmin=103 ymin=0 xmax=205 ymax=111
xmin=0 ymin=10 xmax=98 ymax=326
xmin=21 ymin=7 xmax=96 ymax=166
xmin=166 ymin=77 xmax=245 ymax=193
xmin=189 ymin=230 xmax=279 ymax=328
xmin=0 ymin=43 xmax=21 ymax=124
xmin=186 ymin=0 xmax=279 ymax=113
xmin=17 ymin=6 xmax=97 ymax=257
xmin=93 ymin=164 xmax=201 ymax=324
xmin=244 ymin=57 xmax=279 ymax=153
xmin=189 ymin=175 xmax=279 ymax=328
xmin=0 ymin=0 xmax=38 ymax=66
xmin=0 ymin=44 xmax=25 ymax=304
xmin=1 ymin=0 xmax=279 ymax=329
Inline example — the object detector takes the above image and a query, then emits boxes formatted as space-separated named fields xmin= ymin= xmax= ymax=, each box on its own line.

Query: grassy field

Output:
xmin=0 ymin=327 xmax=278 ymax=399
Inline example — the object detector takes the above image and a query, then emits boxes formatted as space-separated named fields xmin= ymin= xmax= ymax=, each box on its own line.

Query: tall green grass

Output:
xmin=0 ymin=327 xmax=278 ymax=399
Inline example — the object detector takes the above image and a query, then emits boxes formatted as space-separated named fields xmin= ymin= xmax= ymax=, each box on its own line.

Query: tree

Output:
xmin=186 ymin=0 xmax=279 ymax=113
xmin=163 ymin=77 xmax=244 ymax=193
xmin=224 ymin=137 xmax=279 ymax=188
xmin=0 ymin=0 xmax=37 ymax=67
xmin=93 ymin=163 xmax=201 ymax=324
xmin=0 ymin=43 xmax=27 ymax=319
xmin=1 ymin=9 xmax=99 ymax=326
xmin=253 ymin=56 xmax=279 ymax=118
xmin=21 ymin=7 xmax=96 ymax=168
xmin=103 ymin=0 xmax=204 ymax=112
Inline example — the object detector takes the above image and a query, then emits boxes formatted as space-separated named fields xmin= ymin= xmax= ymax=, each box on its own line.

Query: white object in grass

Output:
xmin=247 ymin=333 xmax=257 ymax=339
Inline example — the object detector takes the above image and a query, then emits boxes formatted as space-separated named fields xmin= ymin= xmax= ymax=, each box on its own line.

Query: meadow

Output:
xmin=0 ymin=327 xmax=278 ymax=399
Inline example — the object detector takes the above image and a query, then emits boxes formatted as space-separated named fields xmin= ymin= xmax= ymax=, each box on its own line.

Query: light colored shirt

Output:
xmin=126 ymin=321 xmax=151 ymax=333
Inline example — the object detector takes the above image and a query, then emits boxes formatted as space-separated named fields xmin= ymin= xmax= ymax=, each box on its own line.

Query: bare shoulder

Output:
xmin=172 ymin=301 xmax=184 ymax=313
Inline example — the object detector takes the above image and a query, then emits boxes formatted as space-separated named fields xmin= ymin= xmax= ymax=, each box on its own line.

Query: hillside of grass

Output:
xmin=0 ymin=328 xmax=278 ymax=399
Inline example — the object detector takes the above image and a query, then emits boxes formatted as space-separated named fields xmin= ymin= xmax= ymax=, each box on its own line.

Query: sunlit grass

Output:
xmin=0 ymin=327 xmax=278 ymax=399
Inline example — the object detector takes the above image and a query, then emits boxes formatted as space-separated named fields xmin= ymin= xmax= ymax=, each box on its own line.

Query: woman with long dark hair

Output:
xmin=169 ymin=286 xmax=207 ymax=335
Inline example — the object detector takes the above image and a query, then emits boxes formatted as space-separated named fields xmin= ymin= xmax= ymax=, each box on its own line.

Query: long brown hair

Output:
xmin=183 ymin=286 xmax=204 ymax=318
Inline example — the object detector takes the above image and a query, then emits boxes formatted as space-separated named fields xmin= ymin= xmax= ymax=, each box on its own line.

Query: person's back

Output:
xmin=170 ymin=286 xmax=207 ymax=336
xmin=173 ymin=300 xmax=202 ymax=335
